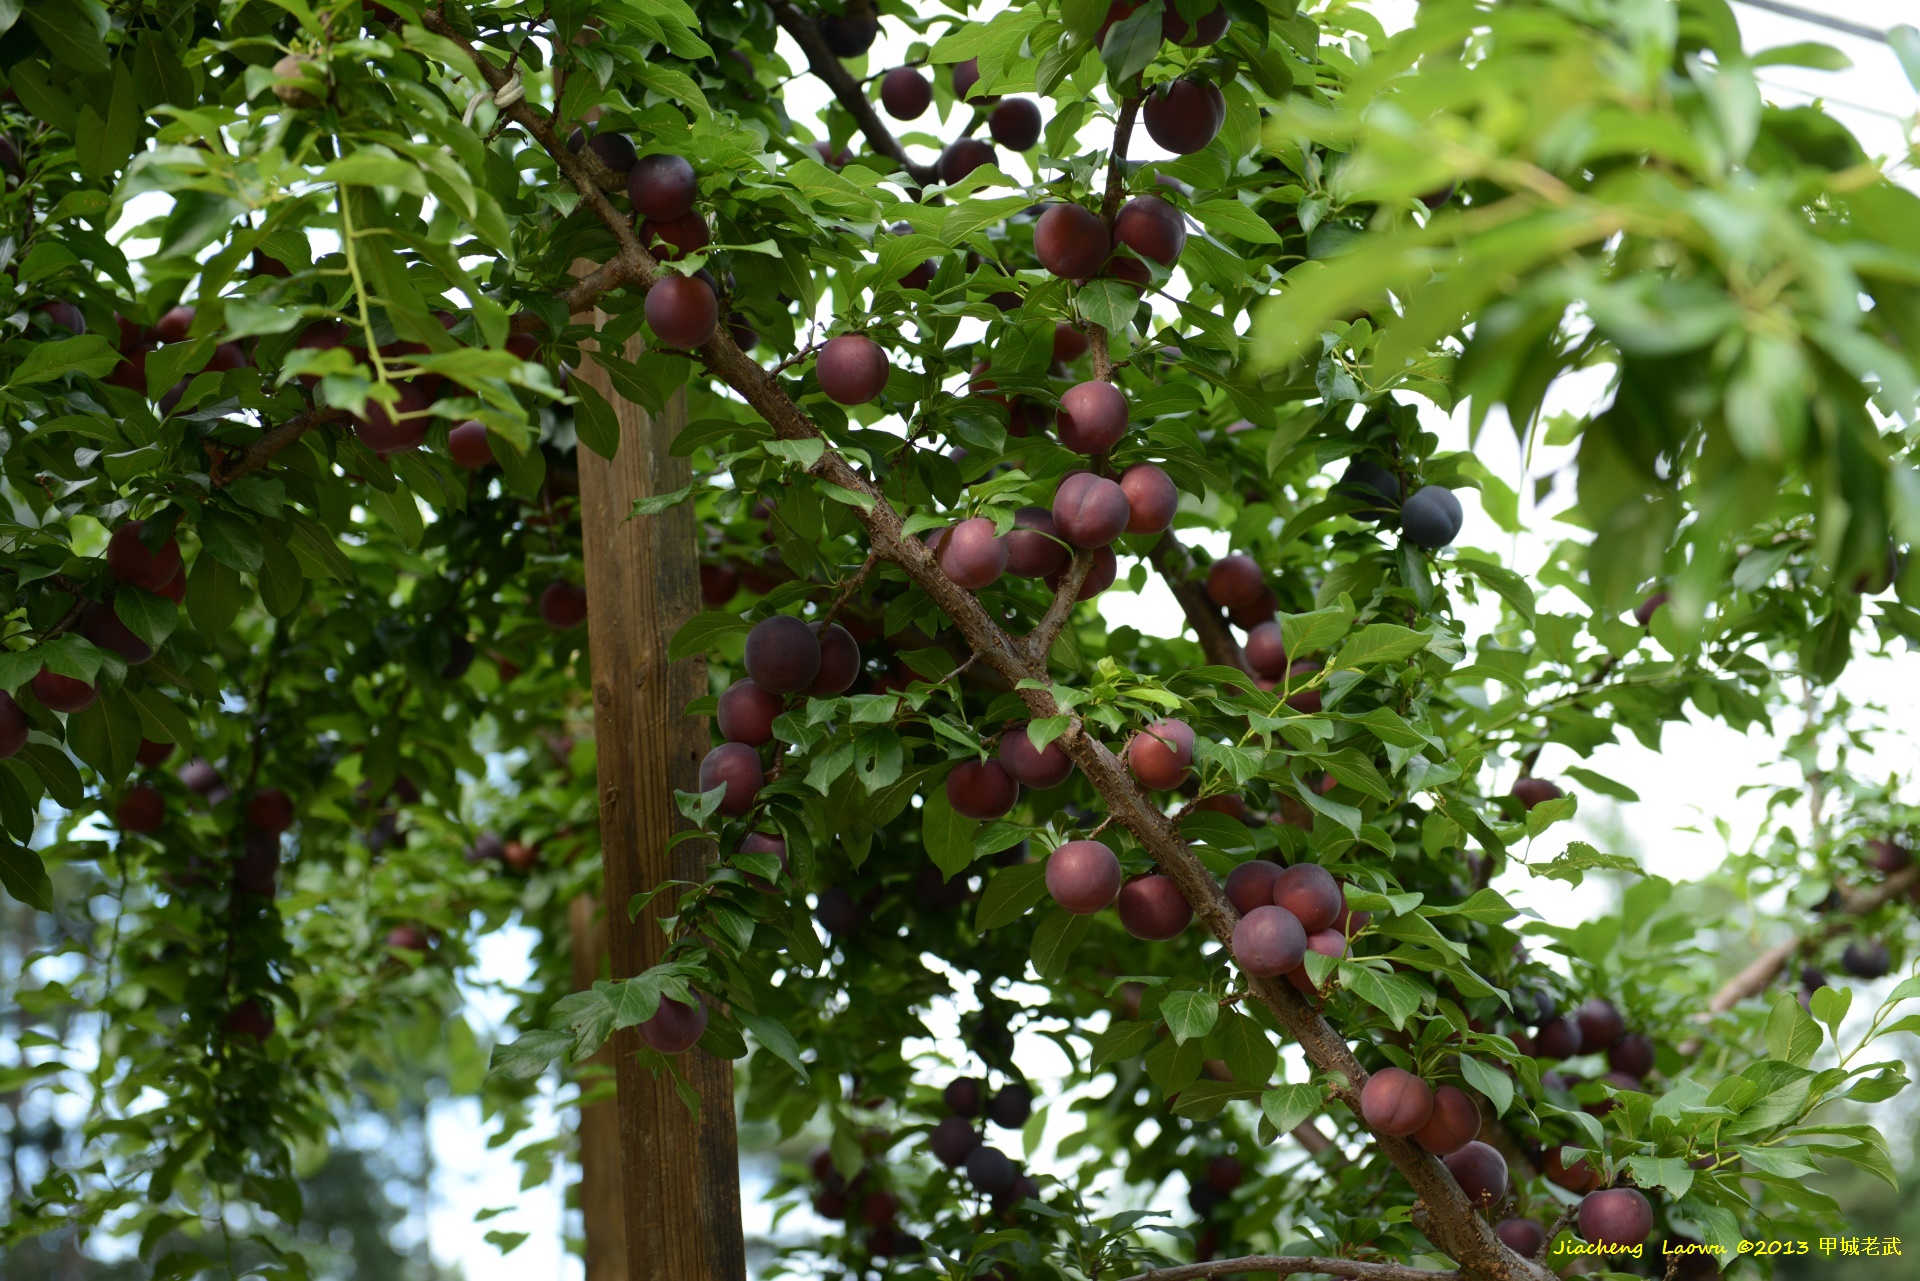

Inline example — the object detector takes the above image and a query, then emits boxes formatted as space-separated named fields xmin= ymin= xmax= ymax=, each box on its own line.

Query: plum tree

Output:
xmin=816 ymin=334 xmax=890 ymax=405
xmin=1127 ymin=719 xmax=1194 ymax=790
xmin=1045 ymin=840 xmax=1122 ymax=914
xmin=7 ymin=3 xmax=1918 ymax=1275
xmin=1359 ymin=1067 xmax=1433 ymax=1137
xmin=1053 ymin=473 xmax=1131 ymax=549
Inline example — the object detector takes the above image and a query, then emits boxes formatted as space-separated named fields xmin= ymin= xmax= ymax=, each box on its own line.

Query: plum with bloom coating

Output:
xmin=1046 ymin=840 xmax=1121 ymax=914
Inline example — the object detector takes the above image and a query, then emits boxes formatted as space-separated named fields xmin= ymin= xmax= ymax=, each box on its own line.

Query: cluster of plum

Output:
xmin=925 ymin=1075 xmax=1040 ymax=1207
xmin=1338 ymin=460 xmax=1465 ymax=551
xmin=1198 ymin=552 xmax=1324 ymax=706
xmin=804 ymin=1143 xmax=919 ymax=1257
xmin=699 ymin=613 xmax=864 ymax=818
xmin=863 ymin=0 xmax=1234 ymax=190
xmin=1222 ymin=858 xmax=1369 ymax=994
xmin=0 ymin=519 xmax=188 ymax=724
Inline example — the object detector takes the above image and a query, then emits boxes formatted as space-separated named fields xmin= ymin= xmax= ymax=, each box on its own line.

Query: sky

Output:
xmin=354 ymin=2 xmax=1920 ymax=1275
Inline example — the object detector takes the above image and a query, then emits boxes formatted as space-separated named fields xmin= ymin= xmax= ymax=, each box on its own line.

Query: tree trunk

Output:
xmin=569 ymin=894 xmax=628 ymax=1281
xmin=572 ymin=300 xmax=745 ymax=1281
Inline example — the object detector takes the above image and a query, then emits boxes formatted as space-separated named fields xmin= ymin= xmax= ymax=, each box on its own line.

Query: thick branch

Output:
xmin=766 ymin=0 xmax=938 ymax=187
xmin=1148 ymin=532 xmax=1248 ymax=673
xmin=1706 ymin=863 xmax=1920 ymax=1013
xmin=1119 ymin=1256 xmax=1458 ymax=1281
xmin=426 ymin=18 xmax=1545 ymax=1278
xmin=210 ymin=407 xmax=351 ymax=488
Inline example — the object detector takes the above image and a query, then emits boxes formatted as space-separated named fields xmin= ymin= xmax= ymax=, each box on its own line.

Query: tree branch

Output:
xmin=210 ymin=407 xmax=351 ymax=488
xmin=765 ymin=0 xmax=938 ymax=187
xmin=1705 ymin=863 xmax=1919 ymax=1014
xmin=1118 ymin=1256 xmax=1458 ymax=1281
xmin=1148 ymin=532 xmax=1248 ymax=673
xmin=424 ymin=18 xmax=1547 ymax=1277
xmin=1027 ymin=550 xmax=1095 ymax=664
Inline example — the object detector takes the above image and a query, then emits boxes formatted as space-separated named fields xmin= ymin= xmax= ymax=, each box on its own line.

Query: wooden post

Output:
xmin=568 ymin=894 xmax=627 ymax=1281
xmin=573 ymin=306 xmax=745 ymax=1281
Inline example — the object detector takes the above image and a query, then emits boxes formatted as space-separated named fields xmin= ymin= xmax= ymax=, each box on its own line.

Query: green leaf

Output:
xmin=1625 ymin=1155 xmax=1695 ymax=1200
xmin=1453 ymin=556 xmax=1536 ymax=624
xmin=1215 ymin=1008 xmax=1277 ymax=1086
xmin=8 ymin=334 xmax=122 ymax=385
xmin=0 ymin=838 xmax=52 ymax=912
xmin=1765 ymin=991 xmax=1822 ymax=1068
xmin=1169 ymin=1079 xmax=1261 ymax=1120
xmin=1099 ymin=2 xmax=1161 ymax=83
xmin=1031 ymin=908 xmax=1093 ymax=979
xmin=975 ymin=861 xmax=1049 ymax=931
xmin=487 ymin=1028 xmax=572 ymax=1080
xmin=65 ymin=693 xmax=140 ymax=786
xmin=1332 ymin=623 xmax=1428 ymax=670
xmin=1424 ymin=888 xmax=1517 ymax=925
xmin=738 ymin=1010 xmax=809 ymax=1081
xmin=26 ymin=0 xmax=110 ymax=76
xmin=1089 ymin=1018 xmax=1158 ymax=1069
xmin=186 ymin=553 xmax=243 ymax=637
xmin=666 ymin=611 xmax=752 ymax=662
xmin=1260 ymin=1083 xmax=1321 ymax=1135
xmin=1278 ymin=598 xmax=1353 ymax=658
xmin=572 ymin=378 xmax=621 ymax=460
xmin=1524 ymin=792 xmax=1577 ymax=837
xmin=1161 ymin=990 xmax=1219 ymax=1044
xmin=1560 ymin=765 xmax=1639 ymax=802
xmin=1808 ymin=985 xmax=1851 ymax=1045
xmin=1190 ymin=199 xmax=1283 ymax=245
xmin=1458 ymin=1054 xmax=1513 ymax=1117
xmin=111 ymin=589 xmax=176 ymax=651
xmin=1078 ymin=278 xmax=1138 ymax=334
xmin=921 ymin=782 xmax=978 ymax=879
xmin=1344 ymin=965 xmax=1423 ymax=1030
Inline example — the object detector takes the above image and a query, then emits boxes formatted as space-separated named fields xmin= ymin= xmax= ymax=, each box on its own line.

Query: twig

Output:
xmin=1028 ymin=550 xmax=1096 ymax=664
xmin=209 ymin=407 xmax=352 ymax=488
xmin=1117 ymin=1256 xmax=1458 ymax=1281
xmin=819 ymin=552 xmax=878 ymax=628
xmin=766 ymin=0 xmax=938 ymax=187
xmin=1537 ymin=1206 xmax=1576 ymax=1261
xmin=1146 ymin=532 xmax=1247 ymax=673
